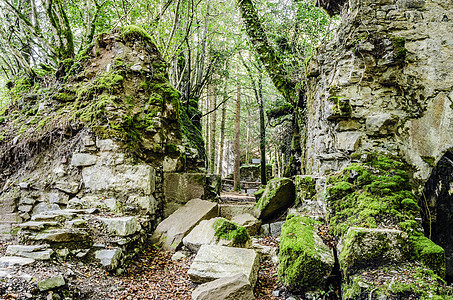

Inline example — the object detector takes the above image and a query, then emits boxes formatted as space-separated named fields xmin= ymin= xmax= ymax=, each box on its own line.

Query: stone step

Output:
xmin=16 ymin=221 xmax=60 ymax=231
xmin=0 ymin=213 xmax=22 ymax=223
xmin=6 ymin=245 xmax=53 ymax=260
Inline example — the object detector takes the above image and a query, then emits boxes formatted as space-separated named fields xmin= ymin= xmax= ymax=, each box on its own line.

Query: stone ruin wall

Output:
xmin=305 ymin=0 xmax=453 ymax=191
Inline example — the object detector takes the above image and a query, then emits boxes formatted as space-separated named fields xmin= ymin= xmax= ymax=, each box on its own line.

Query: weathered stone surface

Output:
xmin=254 ymin=178 xmax=295 ymax=221
xmin=37 ymin=275 xmax=65 ymax=291
xmin=6 ymin=245 xmax=53 ymax=260
xmin=151 ymin=199 xmax=218 ymax=251
xmin=278 ymin=216 xmax=335 ymax=292
xmin=188 ymin=245 xmax=259 ymax=287
xmin=365 ymin=113 xmax=399 ymax=136
xmin=32 ymin=202 xmax=60 ymax=215
xmin=54 ymin=180 xmax=80 ymax=194
xmin=96 ymin=138 xmax=119 ymax=151
xmin=220 ymin=204 xmax=255 ymax=219
xmin=82 ymin=164 xmax=155 ymax=194
xmin=71 ymin=153 xmax=98 ymax=166
xmin=251 ymin=238 xmax=278 ymax=264
xmin=191 ymin=273 xmax=255 ymax=300
xmin=231 ymin=214 xmax=261 ymax=236
xmin=183 ymin=218 xmax=250 ymax=253
xmin=269 ymin=221 xmax=285 ymax=237
xmin=95 ymin=248 xmax=123 ymax=270
xmin=32 ymin=229 xmax=90 ymax=243
xmin=336 ymin=131 xmax=362 ymax=151
xmin=338 ymin=227 xmax=410 ymax=276
xmin=99 ymin=216 xmax=141 ymax=236
xmin=163 ymin=173 xmax=206 ymax=217
xmin=0 ymin=256 xmax=35 ymax=267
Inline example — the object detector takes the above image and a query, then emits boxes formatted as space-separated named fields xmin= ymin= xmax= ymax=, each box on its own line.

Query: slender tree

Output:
xmin=233 ymin=81 xmax=241 ymax=191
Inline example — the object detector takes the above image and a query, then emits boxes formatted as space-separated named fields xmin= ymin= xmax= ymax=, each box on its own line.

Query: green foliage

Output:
xmin=213 ymin=219 xmax=249 ymax=246
xmin=122 ymin=25 xmax=153 ymax=43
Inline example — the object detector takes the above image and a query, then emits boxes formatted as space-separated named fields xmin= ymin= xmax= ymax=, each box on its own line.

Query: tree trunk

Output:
xmin=233 ymin=83 xmax=241 ymax=191
xmin=218 ymin=92 xmax=227 ymax=177
xmin=209 ymin=84 xmax=217 ymax=174
xmin=258 ymin=74 xmax=267 ymax=185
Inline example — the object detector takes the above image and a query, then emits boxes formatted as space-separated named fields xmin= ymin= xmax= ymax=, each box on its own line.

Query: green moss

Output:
xmin=328 ymin=95 xmax=352 ymax=118
xmin=391 ymin=36 xmax=407 ymax=60
xmin=254 ymin=188 xmax=265 ymax=201
xmin=122 ymin=25 xmax=153 ymax=43
xmin=53 ymin=92 xmax=74 ymax=102
xmin=95 ymin=72 xmax=123 ymax=90
xmin=278 ymin=215 xmax=331 ymax=292
xmin=213 ymin=219 xmax=249 ymax=246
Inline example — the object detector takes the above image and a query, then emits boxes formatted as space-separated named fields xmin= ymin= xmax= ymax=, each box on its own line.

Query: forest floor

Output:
xmin=0 ymin=237 xmax=282 ymax=299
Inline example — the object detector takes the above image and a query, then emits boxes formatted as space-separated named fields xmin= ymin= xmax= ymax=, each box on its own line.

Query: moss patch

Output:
xmin=278 ymin=215 xmax=334 ymax=292
xmin=213 ymin=219 xmax=250 ymax=246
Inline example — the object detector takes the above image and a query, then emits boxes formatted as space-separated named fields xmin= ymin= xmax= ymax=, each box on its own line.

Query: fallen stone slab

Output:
xmin=188 ymin=245 xmax=259 ymax=287
xmin=37 ymin=275 xmax=65 ymax=291
xmin=183 ymin=218 xmax=250 ymax=253
xmin=95 ymin=248 xmax=123 ymax=270
xmin=219 ymin=204 xmax=255 ymax=220
xmin=6 ymin=245 xmax=53 ymax=260
xmin=254 ymin=177 xmax=295 ymax=221
xmin=151 ymin=199 xmax=218 ymax=252
xmin=192 ymin=273 xmax=255 ymax=300
xmin=99 ymin=216 xmax=141 ymax=236
xmin=0 ymin=256 xmax=35 ymax=267
xmin=231 ymin=214 xmax=261 ymax=236
xmin=32 ymin=229 xmax=90 ymax=243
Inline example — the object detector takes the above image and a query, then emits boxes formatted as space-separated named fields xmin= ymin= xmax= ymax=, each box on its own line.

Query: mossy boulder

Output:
xmin=254 ymin=177 xmax=295 ymax=221
xmin=294 ymin=175 xmax=316 ymax=206
xmin=278 ymin=215 xmax=335 ymax=292
xmin=338 ymin=227 xmax=410 ymax=277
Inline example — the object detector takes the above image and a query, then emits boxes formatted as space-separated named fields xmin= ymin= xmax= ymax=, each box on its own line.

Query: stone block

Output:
xmin=192 ymin=273 xmax=255 ymax=300
xmin=188 ymin=245 xmax=259 ymax=287
xmin=37 ymin=275 xmax=65 ymax=291
xmin=6 ymin=245 xmax=53 ymax=260
xmin=336 ymin=132 xmax=362 ymax=151
xmin=32 ymin=229 xmax=90 ymax=243
xmin=183 ymin=218 xmax=250 ymax=253
xmin=219 ymin=204 xmax=255 ymax=219
xmin=278 ymin=216 xmax=335 ymax=292
xmin=254 ymin=178 xmax=295 ymax=221
xmin=54 ymin=180 xmax=80 ymax=194
xmin=71 ymin=153 xmax=98 ymax=166
xmin=150 ymin=199 xmax=218 ymax=252
xmin=17 ymin=221 xmax=59 ymax=231
xmin=0 ymin=256 xmax=35 ymax=267
xmin=32 ymin=202 xmax=60 ymax=215
xmin=96 ymin=139 xmax=119 ymax=151
xmin=163 ymin=173 xmax=206 ymax=217
xmin=99 ymin=216 xmax=141 ymax=236
xmin=366 ymin=113 xmax=399 ymax=136
xmin=231 ymin=214 xmax=261 ymax=236
xmin=338 ymin=227 xmax=410 ymax=276
xmin=95 ymin=248 xmax=123 ymax=270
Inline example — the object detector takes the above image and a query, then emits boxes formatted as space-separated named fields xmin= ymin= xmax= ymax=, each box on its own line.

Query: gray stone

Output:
xmin=188 ymin=245 xmax=259 ymax=287
xmin=82 ymin=164 xmax=155 ymax=194
xmin=67 ymin=198 xmax=87 ymax=209
xmin=251 ymin=239 xmax=279 ymax=264
xmin=48 ymin=192 xmax=69 ymax=204
xmin=338 ymin=227 xmax=410 ymax=277
xmin=151 ymin=199 xmax=218 ymax=252
xmin=19 ymin=197 xmax=36 ymax=205
xmin=269 ymin=221 xmax=285 ymax=237
xmin=99 ymin=216 xmax=141 ymax=236
xmin=19 ymin=182 xmax=29 ymax=189
xmin=191 ymin=273 xmax=255 ymax=300
xmin=171 ymin=251 xmax=190 ymax=261
xmin=96 ymin=139 xmax=119 ymax=151
xmin=32 ymin=202 xmax=60 ymax=215
xmin=32 ymin=229 xmax=90 ymax=243
xmin=37 ymin=275 xmax=65 ymax=291
xmin=365 ymin=113 xmax=399 ymax=136
xmin=163 ymin=173 xmax=206 ymax=217
xmin=254 ymin=178 xmax=295 ymax=221
xmin=128 ymin=195 xmax=157 ymax=214
xmin=231 ymin=214 xmax=261 ymax=236
xmin=18 ymin=205 xmax=33 ymax=213
xmin=336 ymin=132 xmax=362 ymax=151
xmin=0 ymin=256 xmax=35 ymax=267
xmin=54 ymin=180 xmax=80 ymax=194
xmin=220 ymin=204 xmax=255 ymax=220
xmin=6 ymin=247 xmax=54 ymax=260
xmin=17 ymin=221 xmax=58 ymax=231
xmin=71 ymin=153 xmax=98 ymax=166
xmin=95 ymin=248 xmax=123 ymax=270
